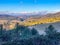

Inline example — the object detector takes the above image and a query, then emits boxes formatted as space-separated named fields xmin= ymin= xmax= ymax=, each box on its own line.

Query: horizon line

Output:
xmin=0 ymin=10 xmax=60 ymax=14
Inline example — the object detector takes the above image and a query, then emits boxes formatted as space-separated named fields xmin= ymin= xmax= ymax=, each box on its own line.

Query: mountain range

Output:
xmin=0 ymin=12 xmax=60 ymax=30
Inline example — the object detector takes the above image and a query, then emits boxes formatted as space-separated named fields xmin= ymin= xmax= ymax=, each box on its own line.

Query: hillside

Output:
xmin=29 ymin=22 xmax=60 ymax=34
xmin=23 ymin=12 xmax=60 ymax=26
xmin=0 ymin=12 xmax=60 ymax=30
xmin=0 ymin=14 xmax=23 ymax=30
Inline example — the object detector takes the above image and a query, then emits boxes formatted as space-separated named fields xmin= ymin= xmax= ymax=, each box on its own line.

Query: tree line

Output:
xmin=0 ymin=23 xmax=60 ymax=45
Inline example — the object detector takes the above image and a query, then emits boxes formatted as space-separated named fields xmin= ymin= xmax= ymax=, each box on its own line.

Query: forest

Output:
xmin=0 ymin=23 xmax=60 ymax=45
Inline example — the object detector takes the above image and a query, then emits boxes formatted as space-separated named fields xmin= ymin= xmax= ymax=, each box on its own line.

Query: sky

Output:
xmin=0 ymin=0 xmax=60 ymax=13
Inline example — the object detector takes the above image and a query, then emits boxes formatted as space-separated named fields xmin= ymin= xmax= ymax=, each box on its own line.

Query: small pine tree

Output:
xmin=45 ymin=25 xmax=59 ymax=45
xmin=15 ymin=23 xmax=28 ymax=38
xmin=45 ymin=25 xmax=57 ymax=36
xmin=31 ymin=28 xmax=38 ymax=35
xmin=0 ymin=24 xmax=3 ymax=36
xmin=15 ymin=23 xmax=26 ymax=32
xmin=15 ymin=23 xmax=20 ymax=37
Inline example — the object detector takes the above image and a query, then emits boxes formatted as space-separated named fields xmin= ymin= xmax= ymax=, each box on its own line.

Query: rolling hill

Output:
xmin=23 ymin=12 xmax=60 ymax=26
xmin=0 ymin=12 xmax=60 ymax=30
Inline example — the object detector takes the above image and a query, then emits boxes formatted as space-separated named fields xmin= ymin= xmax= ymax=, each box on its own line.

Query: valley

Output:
xmin=0 ymin=12 xmax=60 ymax=30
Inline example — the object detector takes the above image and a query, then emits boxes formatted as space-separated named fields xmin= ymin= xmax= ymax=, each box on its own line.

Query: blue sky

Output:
xmin=0 ymin=0 xmax=60 ymax=13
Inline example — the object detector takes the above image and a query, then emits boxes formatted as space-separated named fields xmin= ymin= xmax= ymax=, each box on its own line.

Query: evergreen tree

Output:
xmin=15 ymin=23 xmax=22 ymax=38
xmin=15 ymin=23 xmax=19 ymax=33
xmin=45 ymin=25 xmax=57 ymax=36
xmin=0 ymin=24 xmax=3 ymax=36
xmin=31 ymin=28 xmax=38 ymax=35
xmin=45 ymin=25 xmax=59 ymax=45
xmin=15 ymin=23 xmax=27 ymax=33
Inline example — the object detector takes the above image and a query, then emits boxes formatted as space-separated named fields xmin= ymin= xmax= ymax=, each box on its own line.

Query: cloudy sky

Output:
xmin=0 ymin=0 xmax=60 ymax=13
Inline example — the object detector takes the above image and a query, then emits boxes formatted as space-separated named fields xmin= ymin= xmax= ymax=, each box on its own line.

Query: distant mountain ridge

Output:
xmin=23 ymin=12 xmax=60 ymax=26
xmin=0 ymin=12 xmax=60 ymax=30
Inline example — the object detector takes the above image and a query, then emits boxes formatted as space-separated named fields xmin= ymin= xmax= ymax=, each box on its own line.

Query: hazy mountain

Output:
xmin=0 ymin=12 xmax=60 ymax=30
xmin=0 ymin=11 xmax=48 ymax=20
xmin=23 ymin=12 xmax=60 ymax=26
